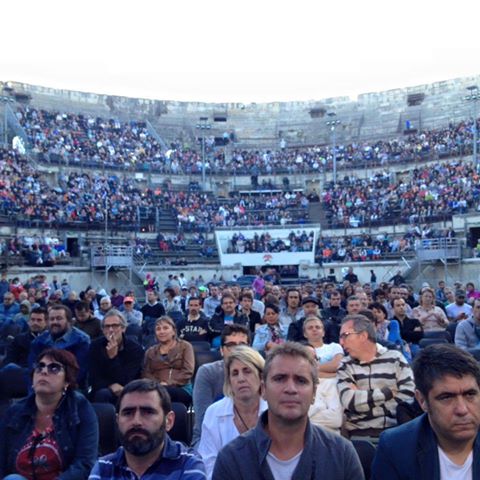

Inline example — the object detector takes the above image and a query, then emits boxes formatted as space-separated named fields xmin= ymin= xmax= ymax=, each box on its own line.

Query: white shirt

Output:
xmin=446 ymin=303 xmax=473 ymax=322
xmin=198 ymin=396 xmax=268 ymax=479
xmin=266 ymin=450 xmax=302 ymax=480
xmin=315 ymin=343 xmax=343 ymax=364
xmin=308 ymin=377 xmax=343 ymax=432
xmin=438 ymin=447 xmax=472 ymax=480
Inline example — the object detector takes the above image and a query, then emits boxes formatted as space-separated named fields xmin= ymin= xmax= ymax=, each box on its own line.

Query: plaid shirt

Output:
xmin=88 ymin=435 xmax=206 ymax=480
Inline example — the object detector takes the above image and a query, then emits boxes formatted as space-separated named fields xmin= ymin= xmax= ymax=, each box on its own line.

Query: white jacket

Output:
xmin=197 ymin=396 xmax=268 ymax=479
xmin=308 ymin=377 xmax=343 ymax=433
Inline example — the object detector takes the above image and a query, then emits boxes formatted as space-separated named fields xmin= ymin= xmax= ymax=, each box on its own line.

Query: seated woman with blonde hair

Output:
xmin=197 ymin=345 xmax=267 ymax=479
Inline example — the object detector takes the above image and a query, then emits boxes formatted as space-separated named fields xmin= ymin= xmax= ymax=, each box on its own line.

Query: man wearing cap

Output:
xmin=287 ymin=296 xmax=321 ymax=342
xmin=122 ymin=296 xmax=143 ymax=327
xmin=446 ymin=289 xmax=473 ymax=323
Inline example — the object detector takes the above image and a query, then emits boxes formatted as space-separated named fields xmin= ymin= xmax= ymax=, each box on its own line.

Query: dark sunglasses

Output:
xmin=34 ymin=361 xmax=64 ymax=375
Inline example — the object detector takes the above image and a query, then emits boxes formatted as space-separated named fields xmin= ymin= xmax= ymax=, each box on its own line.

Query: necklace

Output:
xmin=234 ymin=404 xmax=257 ymax=432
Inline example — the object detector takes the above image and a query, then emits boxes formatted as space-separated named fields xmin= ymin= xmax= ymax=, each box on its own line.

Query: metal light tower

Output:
xmin=0 ymin=96 xmax=15 ymax=147
xmin=326 ymin=112 xmax=341 ymax=184
xmin=196 ymin=117 xmax=211 ymax=190
xmin=465 ymin=86 xmax=480 ymax=170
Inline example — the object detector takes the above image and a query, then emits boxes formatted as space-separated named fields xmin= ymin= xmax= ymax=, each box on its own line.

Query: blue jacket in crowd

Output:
xmin=0 ymin=389 xmax=98 ymax=480
xmin=29 ymin=326 xmax=91 ymax=384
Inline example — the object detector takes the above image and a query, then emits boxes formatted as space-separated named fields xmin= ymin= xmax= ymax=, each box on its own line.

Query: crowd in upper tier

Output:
xmin=3 ymin=141 xmax=480 ymax=234
xmin=322 ymin=160 xmax=480 ymax=227
xmin=14 ymin=105 xmax=479 ymax=174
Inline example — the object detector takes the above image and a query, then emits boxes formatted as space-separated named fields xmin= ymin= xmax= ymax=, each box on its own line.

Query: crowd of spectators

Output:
xmin=5 ymin=118 xmax=480 ymax=237
xmin=0 ymin=148 xmax=309 ymax=231
xmin=2 ymin=268 xmax=480 ymax=478
xmin=0 ymin=235 xmax=68 ymax=266
xmin=322 ymin=159 xmax=480 ymax=228
xmin=315 ymin=226 xmax=456 ymax=264
xmin=17 ymin=105 xmax=480 ymax=175
xmin=171 ymin=190 xmax=309 ymax=230
xmin=227 ymin=230 xmax=315 ymax=253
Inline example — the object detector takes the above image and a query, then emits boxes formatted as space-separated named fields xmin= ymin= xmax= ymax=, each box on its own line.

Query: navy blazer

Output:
xmin=372 ymin=413 xmax=480 ymax=479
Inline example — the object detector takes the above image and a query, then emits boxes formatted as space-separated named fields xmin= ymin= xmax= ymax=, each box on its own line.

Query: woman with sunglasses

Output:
xmin=0 ymin=348 xmax=98 ymax=480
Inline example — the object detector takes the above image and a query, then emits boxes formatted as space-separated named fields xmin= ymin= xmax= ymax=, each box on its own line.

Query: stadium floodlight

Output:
xmin=326 ymin=112 xmax=341 ymax=184
xmin=0 ymin=95 xmax=15 ymax=147
xmin=465 ymin=86 xmax=480 ymax=170
xmin=196 ymin=118 xmax=212 ymax=190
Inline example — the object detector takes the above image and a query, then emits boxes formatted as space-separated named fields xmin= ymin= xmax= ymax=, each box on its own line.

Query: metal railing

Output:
xmin=415 ymin=238 xmax=462 ymax=261
xmin=90 ymin=245 xmax=133 ymax=268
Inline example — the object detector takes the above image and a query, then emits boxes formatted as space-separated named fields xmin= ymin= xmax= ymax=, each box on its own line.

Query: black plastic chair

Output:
xmin=193 ymin=350 xmax=222 ymax=379
xmin=351 ymin=439 xmax=376 ymax=480
xmin=169 ymin=401 xmax=191 ymax=446
xmin=126 ymin=324 xmax=143 ymax=345
xmin=0 ymin=366 xmax=29 ymax=401
xmin=92 ymin=402 xmax=119 ymax=456
xmin=446 ymin=322 xmax=458 ymax=343
xmin=423 ymin=330 xmax=452 ymax=342
xmin=169 ymin=311 xmax=184 ymax=326
xmin=467 ymin=348 xmax=480 ymax=361
xmin=419 ymin=337 xmax=449 ymax=349
xmin=190 ymin=341 xmax=212 ymax=352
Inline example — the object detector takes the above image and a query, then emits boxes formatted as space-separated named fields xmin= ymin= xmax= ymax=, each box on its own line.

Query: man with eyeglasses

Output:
xmin=337 ymin=314 xmax=415 ymax=440
xmin=191 ymin=324 xmax=251 ymax=446
xmin=88 ymin=309 xmax=144 ymax=404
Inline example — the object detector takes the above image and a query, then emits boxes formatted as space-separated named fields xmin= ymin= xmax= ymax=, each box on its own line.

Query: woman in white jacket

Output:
xmin=303 ymin=320 xmax=344 ymax=433
xmin=197 ymin=346 xmax=267 ymax=479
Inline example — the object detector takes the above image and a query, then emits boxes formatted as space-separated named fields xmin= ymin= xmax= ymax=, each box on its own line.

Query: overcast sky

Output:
xmin=2 ymin=1 xmax=479 ymax=103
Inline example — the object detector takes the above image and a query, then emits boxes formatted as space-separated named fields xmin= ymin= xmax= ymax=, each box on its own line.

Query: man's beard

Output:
xmin=50 ymin=327 xmax=68 ymax=340
xmin=120 ymin=424 xmax=165 ymax=456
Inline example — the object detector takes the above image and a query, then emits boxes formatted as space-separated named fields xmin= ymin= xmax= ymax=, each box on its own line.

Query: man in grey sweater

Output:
xmin=213 ymin=342 xmax=363 ymax=479
xmin=455 ymin=298 xmax=480 ymax=350
xmin=191 ymin=324 xmax=250 ymax=446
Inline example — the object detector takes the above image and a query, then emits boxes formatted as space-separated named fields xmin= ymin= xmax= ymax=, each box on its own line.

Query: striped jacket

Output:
xmin=337 ymin=344 xmax=415 ymax=435
xmin=88 ymin=435 xmax=206 ymax=480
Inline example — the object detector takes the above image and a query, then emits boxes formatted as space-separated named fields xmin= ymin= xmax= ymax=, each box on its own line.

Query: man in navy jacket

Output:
xmin=372 ymin=344 xmax=480 ymax=479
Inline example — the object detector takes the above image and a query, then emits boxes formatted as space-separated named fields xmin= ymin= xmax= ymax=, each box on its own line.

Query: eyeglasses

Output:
xmin=339 ymin=331 xmax=362 ymax=341
xmin=223 ymin=342 xmax=248 ymax=349
xmin=34 ymin=362 xmax=64 ymax=375
xmin=103 ymin=323 xmax=122 ymax=330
